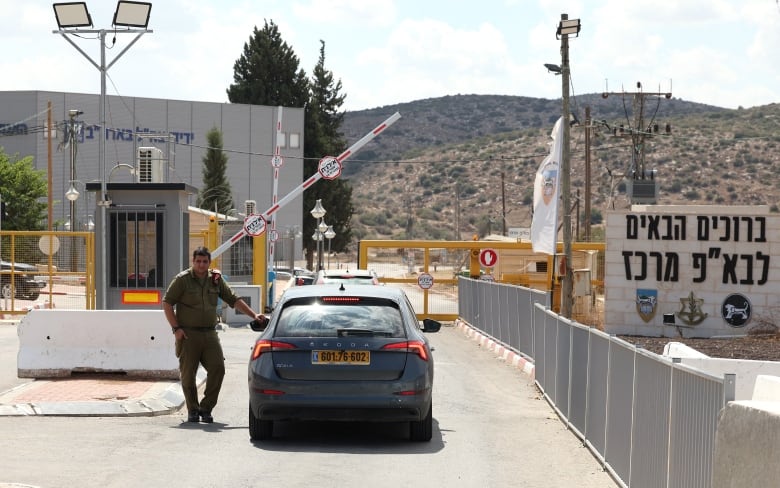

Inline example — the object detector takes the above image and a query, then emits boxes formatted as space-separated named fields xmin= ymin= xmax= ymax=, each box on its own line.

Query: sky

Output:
xmin=1 ymin=0 xmax=779 ymax=112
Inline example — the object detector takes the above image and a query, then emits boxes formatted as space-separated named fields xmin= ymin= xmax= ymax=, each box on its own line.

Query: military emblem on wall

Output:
xmin=677 ymin=291 xmax=708 ymax=326
xmin=635 ymin=289 xmax=657 ymax=323
xmin=721 ymin=293 xmax=751 ymax=328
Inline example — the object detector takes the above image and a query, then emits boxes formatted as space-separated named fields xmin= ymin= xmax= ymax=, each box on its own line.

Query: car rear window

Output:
xmin=319 ymin=274 xmax=378 ymax=285
xmin=275 ymin=297 xmax=404 ymax=338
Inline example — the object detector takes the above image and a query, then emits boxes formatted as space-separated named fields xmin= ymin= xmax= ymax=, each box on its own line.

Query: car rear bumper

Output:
xmin=249 ymin=394 xmax=431 ymax=422
xmin=254 ymin=405 xmax=427 ymax=422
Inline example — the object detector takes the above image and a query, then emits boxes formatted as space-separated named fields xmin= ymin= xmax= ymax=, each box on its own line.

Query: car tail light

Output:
xmin=381 ymin=340 xmax=429 ymax=361
xmin=321 ymin=296 xmax=361 ymax=303
xmin=251 ymin=340 xmax=296 ymax=360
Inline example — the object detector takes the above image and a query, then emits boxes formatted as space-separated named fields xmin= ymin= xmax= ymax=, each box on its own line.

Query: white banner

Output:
xmin=530 ymin=117 xmax=564 ymax=254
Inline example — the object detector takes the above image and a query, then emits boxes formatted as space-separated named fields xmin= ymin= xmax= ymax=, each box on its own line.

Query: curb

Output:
xmin=454 ymin=319 xmax=535 ymax=379
xmin=0 ymin=369 xmax=206 ymax=417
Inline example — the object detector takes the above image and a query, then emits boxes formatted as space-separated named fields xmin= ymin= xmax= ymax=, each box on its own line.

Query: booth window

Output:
xmin=219 ymin=220 xmax=254 ymax=280
xmin=109 ymin=211 xmax=164 ymax=288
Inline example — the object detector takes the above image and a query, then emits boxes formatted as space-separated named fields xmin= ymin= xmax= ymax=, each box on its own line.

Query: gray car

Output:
xmin=248 ymin=284 xmax=441 ymax=441
xmin=0 ymin=260 xmax=45 ymax=300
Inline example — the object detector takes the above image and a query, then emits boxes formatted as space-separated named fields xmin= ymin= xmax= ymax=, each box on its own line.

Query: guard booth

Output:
xmin=87 ymin=182 xmax=196 ymax=310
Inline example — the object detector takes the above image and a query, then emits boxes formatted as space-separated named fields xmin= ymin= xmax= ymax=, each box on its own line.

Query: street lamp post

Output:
xmin=310 ymin=199 xmax=326 ymax=271
xmin=325 ymin=225 xmax=336 ymax=269
xmin=317 ymin=220 xmax=328 ymax=271
xmin=556 ymin=14 xmax=581 ymax=319
xmin=53 ymin=1 xmax=153 ymax=309
xmin=65 ymin=109 xmax=82 ymax=234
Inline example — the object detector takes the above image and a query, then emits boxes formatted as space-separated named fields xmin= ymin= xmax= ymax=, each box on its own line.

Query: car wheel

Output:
xmin=1 ymin=283 xmax=13 ymax=300
xmin=410 ymin=402 xmax=433 ymax=442
xmin=249 ymin=405 xmax=273 ymax=440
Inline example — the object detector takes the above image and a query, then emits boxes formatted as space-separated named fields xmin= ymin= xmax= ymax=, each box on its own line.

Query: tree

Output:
xmin=0 ymin=149 xmax=47 ymax=233
xmin=227 ymin=23 xmax=353 ymax=270
xmin=227 ymin=20 xmax=309 ymax=107
xmin=303 ymin=41 xmax=352 ymax=269
xmin=196 ymin=127 xmax=234 ymax=215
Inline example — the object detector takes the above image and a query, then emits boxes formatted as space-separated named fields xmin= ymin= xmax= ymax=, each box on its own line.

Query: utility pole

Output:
xmin=558 ymin=13 xmax=580 ymax=320
xmin=455 ymin=182 xmax=460 ymax=240
xmin=47 ymin=102 xmax=53 ymax=231
xmin=584 ymin=106 xmax=592 ymax=242
xmin=500 ymin=171 xmax=507 ymax=236
xmin=602 ymin=83 xmax=672 ymax=205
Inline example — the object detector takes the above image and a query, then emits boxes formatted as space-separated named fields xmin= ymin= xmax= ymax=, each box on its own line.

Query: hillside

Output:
xmin=341 ymin=94 xmax=780 ymax=241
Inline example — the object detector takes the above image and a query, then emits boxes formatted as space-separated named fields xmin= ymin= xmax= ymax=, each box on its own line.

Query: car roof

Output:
xmin=279 ymin=283 xmax=405 ymax=302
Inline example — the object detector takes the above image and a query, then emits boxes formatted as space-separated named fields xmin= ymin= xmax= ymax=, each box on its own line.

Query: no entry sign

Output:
xmin=479 ymin=249 xmax=498 ymax=268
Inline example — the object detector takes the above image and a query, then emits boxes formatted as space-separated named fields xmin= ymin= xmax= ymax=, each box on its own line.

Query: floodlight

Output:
xmin=556 ymin=18 xmax=581 ymax=38
xmin=53 ymin=2 xmax=93 ymax=29
xmin=112 ymin=1 xmax=152 ymax=28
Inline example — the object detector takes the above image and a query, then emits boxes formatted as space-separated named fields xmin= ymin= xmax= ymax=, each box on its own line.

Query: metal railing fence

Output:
xmin=458 ymin=276 xmax=736 ymax=488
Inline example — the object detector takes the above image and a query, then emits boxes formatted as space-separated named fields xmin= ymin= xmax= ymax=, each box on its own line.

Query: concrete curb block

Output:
xmin=0 ymin=368 xmax=206 ymax=417
xmin=454 ymin=319 xmax=535 ymax=379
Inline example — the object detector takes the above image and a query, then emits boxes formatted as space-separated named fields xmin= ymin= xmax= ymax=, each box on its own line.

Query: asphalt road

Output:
xmin=0 ymin=323 xmax=615 ymax=488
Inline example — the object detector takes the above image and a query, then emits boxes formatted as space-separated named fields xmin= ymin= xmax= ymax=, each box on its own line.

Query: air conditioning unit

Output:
xmin=245 ymin=200 xmax=257 ymax=215
xmin=137 ymin=147 xmax=165 ymax=183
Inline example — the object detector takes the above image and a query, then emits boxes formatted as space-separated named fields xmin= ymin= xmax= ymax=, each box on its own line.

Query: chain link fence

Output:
xmin=1 ymin=231 xmax=95 ymax=318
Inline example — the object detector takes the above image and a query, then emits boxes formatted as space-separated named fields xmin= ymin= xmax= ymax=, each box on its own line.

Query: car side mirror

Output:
xmin=250 ymin=316 xmax=269 ymax=332
xmin=422 ymin=318 xmax=441 ymax=333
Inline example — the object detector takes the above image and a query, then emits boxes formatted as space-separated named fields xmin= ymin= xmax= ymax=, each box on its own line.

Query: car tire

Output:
xmin=1 ymin=283 xmax=13 ymax=300
xmin=410 ymin=402 xmax=433 ymax=442
xmin=249 ymin=405 xmax=273 ymax=440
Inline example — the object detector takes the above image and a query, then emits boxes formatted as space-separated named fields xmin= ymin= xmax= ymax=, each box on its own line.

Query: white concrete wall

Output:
xmin=663 ymin=344 xmax=780 ymax=401
xmin=662 ymin=348 xmax=780 ymax=485
xmin=712 ymin=401 xmax=780 ymax=488
xmin=18 ymin=309 xmax=178 ymax=379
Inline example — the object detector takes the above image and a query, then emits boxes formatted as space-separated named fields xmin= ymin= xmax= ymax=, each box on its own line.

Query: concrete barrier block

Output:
xmin=18 ymin=309 xmax=179 ymax=379
xmin=713 ymin=401 xmax=780 ymax=488
xmin=752 ymin=375 xmax=780 ymax=402
xmin=662 ymin=341 xmax=709 ymax=358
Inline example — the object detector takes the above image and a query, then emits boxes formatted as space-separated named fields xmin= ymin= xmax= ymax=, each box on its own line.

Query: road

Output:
xmin=0 ymin=323 xmax=615 ymax=488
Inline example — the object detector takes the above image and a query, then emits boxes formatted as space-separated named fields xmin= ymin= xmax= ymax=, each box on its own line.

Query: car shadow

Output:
xmin=173 ymin=421 xmax=245 ymax=432
xmin=249 ymin=418 xmax=445 ymax=454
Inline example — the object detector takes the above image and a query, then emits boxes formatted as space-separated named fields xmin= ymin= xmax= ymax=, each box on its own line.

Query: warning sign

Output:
xmin=417 ymin=273 xmax=434 ymax=289
xmin=318 ymin=156 xmax=342 ymax=180
xmin=243 ymin=214 xmax=267 ymax=237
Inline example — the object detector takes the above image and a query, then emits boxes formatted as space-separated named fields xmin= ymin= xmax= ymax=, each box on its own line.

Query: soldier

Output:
xmin=163 ymin=246 xmax=265 ymax=423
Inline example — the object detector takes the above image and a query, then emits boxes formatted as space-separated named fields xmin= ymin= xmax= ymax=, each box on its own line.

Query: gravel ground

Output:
xmin=618 ymin=334 xmax=780 ymax=361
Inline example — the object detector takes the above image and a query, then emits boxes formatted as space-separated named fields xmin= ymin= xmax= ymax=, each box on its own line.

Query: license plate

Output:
xmin=312 ymin=350 xmax=370 ymax=365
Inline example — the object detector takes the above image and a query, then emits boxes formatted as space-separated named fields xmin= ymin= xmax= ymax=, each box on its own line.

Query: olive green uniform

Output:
xmin=163 ymin=267 xmax=240 ymax=414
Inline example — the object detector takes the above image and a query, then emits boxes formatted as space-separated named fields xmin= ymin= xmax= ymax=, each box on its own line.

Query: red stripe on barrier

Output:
xmin=373 ymin=123 xmax=387 ymax=134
